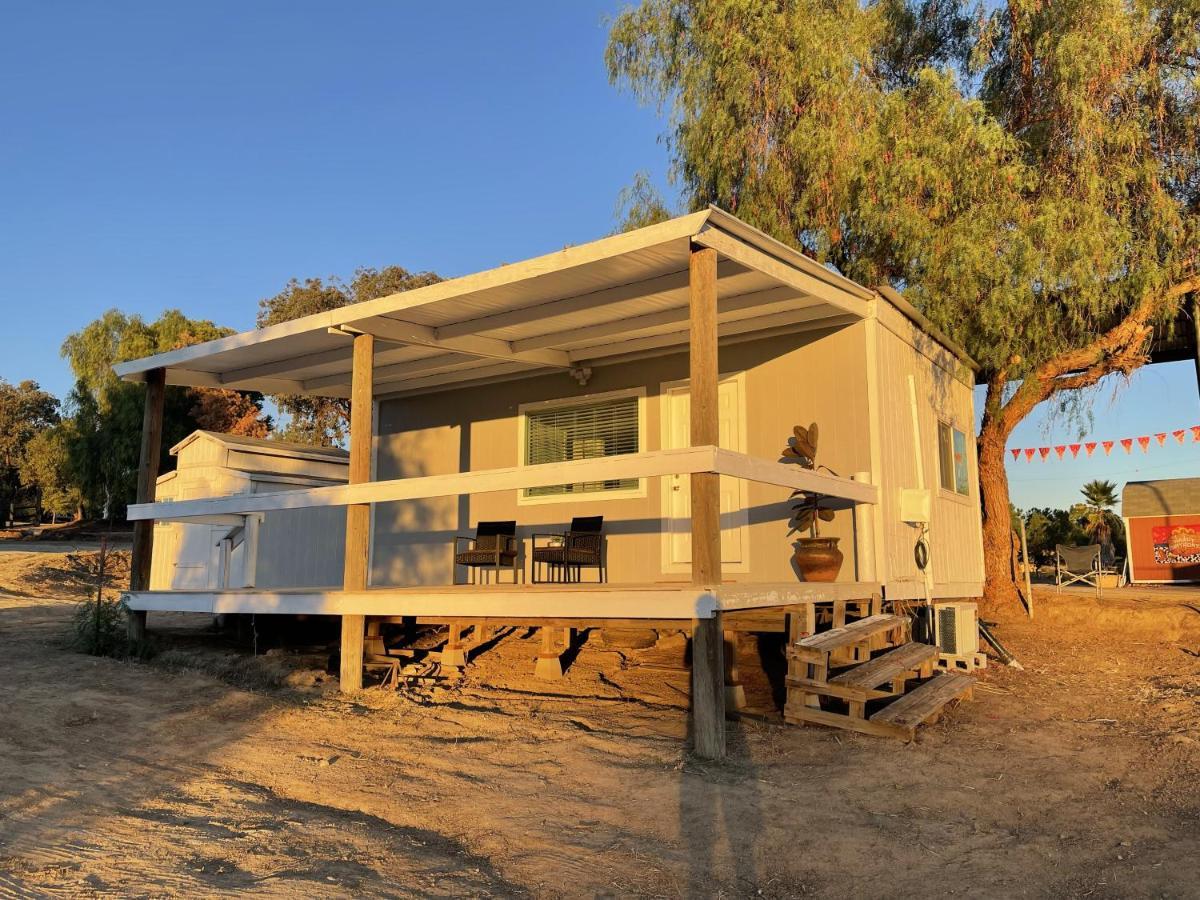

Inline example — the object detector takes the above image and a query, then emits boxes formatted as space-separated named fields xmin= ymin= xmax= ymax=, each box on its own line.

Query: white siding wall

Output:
xmin=371 ymin=327 xmax=873 ymax=587
xmin=872 ymin=303 xmax=985 ymax=598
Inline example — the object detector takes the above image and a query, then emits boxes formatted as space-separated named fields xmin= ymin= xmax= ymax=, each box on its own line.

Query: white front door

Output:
xmin=662 ymin=373 xmax=749 ymax=573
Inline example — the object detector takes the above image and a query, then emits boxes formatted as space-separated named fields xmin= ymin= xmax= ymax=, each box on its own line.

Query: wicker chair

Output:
xmin=453 ymin=521 xmax=519 ymax=584
xmin=531 ymin=516 xmax=606 ymax=583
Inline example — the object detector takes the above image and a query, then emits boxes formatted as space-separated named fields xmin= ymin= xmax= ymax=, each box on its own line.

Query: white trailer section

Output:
xmin=150 ymin=431 xmax=348 ymax=591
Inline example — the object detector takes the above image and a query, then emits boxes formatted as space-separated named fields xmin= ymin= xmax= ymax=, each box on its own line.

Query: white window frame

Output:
xmin=937 ymin=419 xmax=971 ymax=499
xmin=516 ymin=386 xmax=648 ymax=507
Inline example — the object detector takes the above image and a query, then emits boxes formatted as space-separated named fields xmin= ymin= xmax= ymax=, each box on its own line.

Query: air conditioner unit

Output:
xmin=933 ymin=601 xmax=979 ymax=658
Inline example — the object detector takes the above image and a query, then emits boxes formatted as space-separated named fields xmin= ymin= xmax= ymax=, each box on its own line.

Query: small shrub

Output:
xmin=70 ymin=596 xmax=156 ymax=660
xmin=71 ymin=595 xmax=127 ymax=657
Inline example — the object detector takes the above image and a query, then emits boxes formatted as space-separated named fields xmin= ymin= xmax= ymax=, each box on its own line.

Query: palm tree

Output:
xmin=1079 ymin=480 xmax=1120 ymax=556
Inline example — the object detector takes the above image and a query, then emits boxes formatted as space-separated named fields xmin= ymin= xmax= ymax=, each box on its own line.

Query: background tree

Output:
xmin=0 ymin=379 xmax=60 ymax=523
xmin=1076 ymin=479 xmax=1124 ymax=560
xmin=60 ymin=309 xmax=272 ymax=519
xmin=19 ymin=425 xmax=81 ymax=521
xmin=608 ymin=0 xmax=1200 ymax=612
xmin=615 ymin=171 xmax=674 ymax=232
xmin=257 ymin=265 xmax=441 ymax=445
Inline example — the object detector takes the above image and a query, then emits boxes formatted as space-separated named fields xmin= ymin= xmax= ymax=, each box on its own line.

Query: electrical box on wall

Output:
xmin=900 ymin=488 xmax=931 ymax=524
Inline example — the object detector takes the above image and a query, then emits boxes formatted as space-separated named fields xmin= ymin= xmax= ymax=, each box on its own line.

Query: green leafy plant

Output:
xmin=783 ymin=423 xmax=836 ymax=537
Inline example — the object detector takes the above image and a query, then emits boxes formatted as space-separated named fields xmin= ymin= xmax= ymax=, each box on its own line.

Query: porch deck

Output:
xmin=125 ymin=580 xmax=882 ymax=623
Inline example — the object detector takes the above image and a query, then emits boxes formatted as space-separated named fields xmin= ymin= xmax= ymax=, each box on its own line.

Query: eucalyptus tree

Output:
xmin=608 ymin=0 xmax=1200 ymax=610
xmin=257 ymin=265 xmax=441 ymax=445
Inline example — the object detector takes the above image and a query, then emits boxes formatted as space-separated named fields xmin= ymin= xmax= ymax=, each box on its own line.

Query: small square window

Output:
xmin=938 ymin=422 xmax=970 ymax=496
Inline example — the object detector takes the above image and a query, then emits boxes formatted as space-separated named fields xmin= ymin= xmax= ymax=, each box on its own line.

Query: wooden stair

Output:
xmin=784 ymin=612 xmax=974 ymax=740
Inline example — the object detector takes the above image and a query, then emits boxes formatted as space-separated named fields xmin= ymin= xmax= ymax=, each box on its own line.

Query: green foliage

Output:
xmin=19 ymin=425 xmax=81 ymax=518
xmin=606 ymin=0 xmax=1200 ymax=381
xmin=257 ymin=266 xmax=441 ymax=445
xmin=1077 ymin=479 xmax=1123 ymax=554
xmin=0 ymin=379 xmax=60 ymax=470
xmin=0 ymin=379 xmax=60 ymax=516
xmin=615 ymin=171 xmax=675 ymax=232
xmin=71 ymin=594 xmax=128 ymax=657
xmin=60 ymin=309 xmax=269 ymax=519
xmin=1022 ymin=507 xmax=1087 ymax=564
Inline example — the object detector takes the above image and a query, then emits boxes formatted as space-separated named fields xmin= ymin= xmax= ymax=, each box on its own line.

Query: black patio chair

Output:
xmin=453 ymin=520 xmax=519 ymax=584
xmin=1055 ymin=543 xmax=1102 ymax=597
xmin=531 ymin=516 xmax=606 ymax=583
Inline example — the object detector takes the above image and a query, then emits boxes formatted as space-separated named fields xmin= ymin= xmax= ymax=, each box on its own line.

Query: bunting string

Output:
xmin=1008 ymin=426 xmax=1200 ymax=462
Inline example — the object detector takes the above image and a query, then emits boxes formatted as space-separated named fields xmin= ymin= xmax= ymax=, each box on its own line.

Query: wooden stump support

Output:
xmin=127 ymin=367 xmax=166 ymax=644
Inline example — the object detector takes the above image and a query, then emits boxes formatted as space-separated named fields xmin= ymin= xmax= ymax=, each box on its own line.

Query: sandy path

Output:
xmin=1 ymin=550 xmax=1199 ymax=898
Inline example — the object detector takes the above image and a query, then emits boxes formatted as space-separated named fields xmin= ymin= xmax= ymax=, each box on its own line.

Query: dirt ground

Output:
xmin=1 ymin=548 xmax=1199 ymax=898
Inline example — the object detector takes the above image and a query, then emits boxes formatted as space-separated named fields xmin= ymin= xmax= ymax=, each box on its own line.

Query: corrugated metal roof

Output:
xmin=1123 ymin=477 xmax=1200 ymax=517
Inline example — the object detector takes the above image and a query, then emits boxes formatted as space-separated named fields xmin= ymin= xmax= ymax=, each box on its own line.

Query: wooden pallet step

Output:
xmin=792 ymin=614 xmax=908 ymax=655
xmin=870 ymin=672 xmax=975 ymax=736
xmin=783 ymin=704 xmax=906 ymax=739
xmin=784 ymin=675 xmax=894 ymax=702
xmin=829 ymin=641 xmax=939 ymax=691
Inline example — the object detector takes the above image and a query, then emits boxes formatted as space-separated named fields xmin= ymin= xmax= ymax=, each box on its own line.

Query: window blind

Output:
xmin=524 ymin=395 xmax=639 ymax=497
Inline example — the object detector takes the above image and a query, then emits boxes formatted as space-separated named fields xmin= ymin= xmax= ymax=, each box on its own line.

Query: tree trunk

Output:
xmin=978 ymin=409 xmax=1023 ymax=617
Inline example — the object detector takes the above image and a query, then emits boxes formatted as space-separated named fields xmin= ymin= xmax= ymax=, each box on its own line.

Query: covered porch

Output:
xmin=116 ymin=208 xmax=880 ymax=758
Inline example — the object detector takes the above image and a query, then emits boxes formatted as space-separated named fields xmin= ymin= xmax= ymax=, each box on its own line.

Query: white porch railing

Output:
xmin=126 ymin=446 xmax=877 ymax=525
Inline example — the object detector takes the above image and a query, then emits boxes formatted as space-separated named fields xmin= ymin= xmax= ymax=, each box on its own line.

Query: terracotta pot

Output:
xmin=792 ymin=537 xmax=843 ymax=582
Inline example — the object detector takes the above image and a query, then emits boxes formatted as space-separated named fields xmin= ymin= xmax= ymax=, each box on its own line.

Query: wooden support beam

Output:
xmin=127 ymin=367 xmax=165 ymax=644
xmin=510 ymin=284 xmax=798 ymax=352
xmin=339 ymin=333 xmax=374 ymax=692
xmin=339 ymin=317 xmax=571 ymax=369
xmin=688 ymin=243 xmax=726 ymax=760
xmin=304 ymin=351 xmax=477 ymax=392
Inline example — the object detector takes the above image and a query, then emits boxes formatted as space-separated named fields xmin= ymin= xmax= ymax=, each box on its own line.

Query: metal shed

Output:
xmin=150 ymin=431 xmax=348 ymax=591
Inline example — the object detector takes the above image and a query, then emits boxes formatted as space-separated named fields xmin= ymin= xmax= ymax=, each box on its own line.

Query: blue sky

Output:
xmin=1 ymin=2 xmax=1195 ymax=510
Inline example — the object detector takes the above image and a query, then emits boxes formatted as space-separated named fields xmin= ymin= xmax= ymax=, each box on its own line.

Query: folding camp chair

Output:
xmin=1055 ymin=544 xmax=1102 ymax=597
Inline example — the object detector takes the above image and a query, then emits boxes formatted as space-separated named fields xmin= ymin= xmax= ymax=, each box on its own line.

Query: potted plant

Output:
xmin=783 ymin=423 xmax=844 ymax=582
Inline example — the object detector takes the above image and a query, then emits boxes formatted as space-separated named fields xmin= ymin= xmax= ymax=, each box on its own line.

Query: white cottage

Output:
xmin=115 ymin=208 xmax=984 ymax=755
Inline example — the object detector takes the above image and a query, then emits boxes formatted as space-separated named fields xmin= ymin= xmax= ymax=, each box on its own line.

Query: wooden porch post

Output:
xmin=689 ymin=244 xmax=726 ymax=759
xmin=340 ymin=333 xmax=374 ymax=692
xmin=127 ymin=366 xmax=166 ymax=644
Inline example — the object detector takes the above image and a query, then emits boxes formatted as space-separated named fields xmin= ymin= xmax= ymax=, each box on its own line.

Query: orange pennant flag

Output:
xmin=1010 ymin=448 xmax=1020 ymax=461
xmin=1038 ymin=447 xmax=1051 ymax=460
xmin=1137 ymin=436 xmax=1151 ymax=453
xmin=1054 ymin=445 xmax=1066 ymax=459
xmin=1085 ymin=442 xmax=1098 ymax=457
xmin=1192 ymin=426 xmax=1200 ymax=442
xmin=1102 ymin=440 xmax=1115 ymax=455
xmin=1173 ymin=429 xmax=1186 ymax=445
xmin=1120 ymin=438 xmax=1133 ymax=454
xmin=1155 ymin=433 xmax=1168 ymax=446
xmin=1069 ymin=443 xmax=1081 ymax=458
xmin=1024 ymin=448 xmax=1036 ymax=461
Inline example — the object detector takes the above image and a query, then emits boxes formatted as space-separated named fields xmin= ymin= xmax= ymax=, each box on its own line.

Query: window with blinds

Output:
xmin=523 ymin=394 xmax=640 ymax=498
